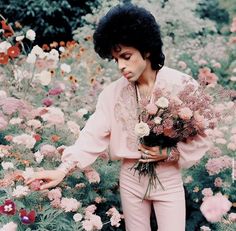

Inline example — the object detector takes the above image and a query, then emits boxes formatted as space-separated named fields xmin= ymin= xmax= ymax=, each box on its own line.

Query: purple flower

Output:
xmin=42 ymin=98 xmax=53 ymax=107
xmin=48 ymin=87 xmax=64 ymax=96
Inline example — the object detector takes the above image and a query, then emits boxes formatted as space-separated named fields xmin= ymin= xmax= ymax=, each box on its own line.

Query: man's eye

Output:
xmin=124 ymin=54 xmax=131 ymax=60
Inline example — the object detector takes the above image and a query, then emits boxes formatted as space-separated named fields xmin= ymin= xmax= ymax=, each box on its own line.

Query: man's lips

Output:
xmin=123 ymin=72 xmax=132 ymax=78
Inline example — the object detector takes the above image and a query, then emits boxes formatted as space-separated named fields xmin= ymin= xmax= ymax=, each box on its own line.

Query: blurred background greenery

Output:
xmin=0 ymin=0 xmax=235 ymax=45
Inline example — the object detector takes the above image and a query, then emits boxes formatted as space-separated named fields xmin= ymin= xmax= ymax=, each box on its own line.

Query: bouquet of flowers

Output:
xmin=133 ymin=80 xmax=216 ymax=197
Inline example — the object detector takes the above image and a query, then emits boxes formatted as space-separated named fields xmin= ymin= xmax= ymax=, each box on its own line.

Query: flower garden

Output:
xmin=0 ymin=0 xmax=236 ymax=230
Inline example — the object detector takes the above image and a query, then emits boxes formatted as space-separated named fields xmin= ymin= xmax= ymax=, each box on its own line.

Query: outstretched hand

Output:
xmin=25 ymin=170 xmax=66 ymax=190
xmin=138 ymin=144 xmax=168 ymax=163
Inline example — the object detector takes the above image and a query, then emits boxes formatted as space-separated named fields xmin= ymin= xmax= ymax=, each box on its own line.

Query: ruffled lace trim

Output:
xmin=114 ymin=83 xmax=139 ymax=151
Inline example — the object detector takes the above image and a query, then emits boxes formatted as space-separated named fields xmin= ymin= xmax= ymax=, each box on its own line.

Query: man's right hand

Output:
xmin=25 ymin=170 xmax=66 ymax=190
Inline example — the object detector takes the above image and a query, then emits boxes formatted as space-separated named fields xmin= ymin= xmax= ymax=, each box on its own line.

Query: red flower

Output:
xmin=19 ymin=209 xmax=36 ymax=224
xmin=1 ymin=20 xmax=14 ymax=37
xmin=7 ymin=46 xmax=20 ymax=58
xmin=33 ymin=134 xmax=41 ymax=142
xmin=0 ymin=52 xmax=9 ymax=64
xmin=0 ymin=199 xmax=16 ymax=215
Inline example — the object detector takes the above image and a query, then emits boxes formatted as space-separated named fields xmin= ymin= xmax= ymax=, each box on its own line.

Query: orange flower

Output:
xmin=7 ymin=46 xmax=20 ymax=58
xmin=0 ymin=53 xmax=9 ymax=64
xmin=59 ymin=41 xmax=65 ymax=47
xmin=1 ymin=20 xmax=14 ymax=37
xmin=51 ymin=135 xmax=60 ymax=142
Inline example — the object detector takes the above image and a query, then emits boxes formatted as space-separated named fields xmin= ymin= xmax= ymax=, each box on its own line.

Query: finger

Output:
xmin=139 ymin=158 xmax=159 ymax=163
xmin=139 ymin=145 xmax=160 ymax=156
xmin=25 ymin=171 xmax=52 ymax=185
xmin=40 ymin=180 xmax=60 ymax=190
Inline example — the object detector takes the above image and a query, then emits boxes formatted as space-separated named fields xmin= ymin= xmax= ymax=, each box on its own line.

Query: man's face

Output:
xmin=111 ymin=44 xmax=150 ymax=82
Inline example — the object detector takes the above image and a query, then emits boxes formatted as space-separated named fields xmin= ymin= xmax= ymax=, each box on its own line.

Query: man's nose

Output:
xmin=117 ymin=60 xmax=126 ymax=71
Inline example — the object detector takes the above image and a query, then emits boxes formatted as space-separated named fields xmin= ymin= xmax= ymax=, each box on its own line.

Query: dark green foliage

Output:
xmin=196 ymin=0 xmax=230 ymax=28
xmin=0 ymin=0 xmax=99 ymax=45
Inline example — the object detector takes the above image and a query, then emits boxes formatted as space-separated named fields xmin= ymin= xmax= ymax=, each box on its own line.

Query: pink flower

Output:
xmin=208 ymin=147 xmax=222 ymax=157
xmin=85 ymin=205 xmax=97 ymax=214
xmin=50 ymin=198 xmax=61 ymax=208
xmin=198 ymin=67 xmax=218 ymax=85
xmin=48 ymin=87 xmax=64 ymax=96
xmin=84 ymin=167 xmax=100 ymax=183
xmin=0 ymin=117 xmax=8 ymax=130
xmin=83 ymin=214 xmax=103 ymax=230
xmin=145 ymin=103 xmax=158 ymax=115
xmin=228 ymin=212 xmax=236 ymax=222
xmin=12 ymin=134 xmax=36 ymax=149
xmin=48 ymin=188 xmax=62 ymax=201
xmin=67 ymin=121 xmax=80 ymax=135
xmin=178 ymin=107 xmax=193 ymax=120
xmin=106 ymin=207 xmax=122 ymax=227
xmin=178 ymin=61 xmax=187 ymax=70
xmin=40 ymin=144 xmax=57 ymax=157
xmin=200 ymin=193 xmax=232 ymax=223
xmin=42 ymin=98 xmax=53 ymax=107
xmin=41 ymin=107 xmax=65 ymax=125
xmin=0 ymin=199 xmax=16 ymax=215
xmin=202 ymin=188 xmax=213 ymax=197
xmin=60 ymin=197 xmax=81 ymax=212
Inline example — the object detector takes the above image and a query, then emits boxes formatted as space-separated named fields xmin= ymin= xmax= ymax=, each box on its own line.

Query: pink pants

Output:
xmin=119 ymin=159 xmax=185 ymax=231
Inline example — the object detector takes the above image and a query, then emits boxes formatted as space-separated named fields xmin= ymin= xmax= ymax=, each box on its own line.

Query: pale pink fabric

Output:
xmin=61 ymin=66 xmax=210 ymax=170
xmin=120 ymin=159 xmax=185 ymax=231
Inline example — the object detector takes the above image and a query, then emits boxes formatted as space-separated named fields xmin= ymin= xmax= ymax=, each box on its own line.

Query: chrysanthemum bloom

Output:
xmin=200 ymin=193 xmax=232 ymax=223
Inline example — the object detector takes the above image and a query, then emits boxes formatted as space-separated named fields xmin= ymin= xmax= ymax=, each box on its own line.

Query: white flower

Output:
xmin=26 ymin=53 xmax=36 ymax=64
xmin=0 ymin=222 xmax=17 ymax=231
xmin=12 ymin=185 xmax=30 ymax=198
xmin=37 ymin=70 xmax=51 ymax=86
xmin=134 ymin=122 xmax=150 ymax=138
xmin=47 ymin=49 xmax=59 ymax=61
xmin=155 ymin=97 xmax=169 ymax=108
xmin=60 ymin=63 xmax=71 ymax=73
xmin=76 ymin=108 xmax=88 ymax=118
xmin=34 ymin=151 xmax=44 ymax=163
xmin=59 ymin=46 xmax=65 ymax=52
xmin=2 ymin=161 xmax=14 ymax=170
xmin=26 ymin=29 xmax=36 ymax=41
xmin=31 ymin=45 xmax=46 ymax=58
xmin=0 ymin=41 xmax=11 ymax=53
xmin=60 ymin=197 xmax=81 ymax=212
xmin=154 ymin=116 xmax=162 ymax=124
xmin=22 ymin=167 xmax=35 ymax=180
xmin=0 ymin=90 xmax=7 ymax=99
xmin=200 ymin=225 xmax=211 ymax=231
xmin=73 ymin=213 xmax=83 ymax=222
xmin=9 ymin=118 xmax=23 ymax=125
xmin=15 ymin=35 xmax=25 ymax=41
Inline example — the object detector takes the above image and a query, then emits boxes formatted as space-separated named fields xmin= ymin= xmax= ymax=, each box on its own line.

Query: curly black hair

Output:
xmin=93 ymin=4 xmax=165 ymax=70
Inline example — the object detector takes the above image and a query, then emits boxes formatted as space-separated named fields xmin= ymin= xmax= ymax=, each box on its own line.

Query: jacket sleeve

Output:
xmin=57 ymin=90 xmax=111 ymax=173
xmin=177 ymin=134 xmax=211 ymax=169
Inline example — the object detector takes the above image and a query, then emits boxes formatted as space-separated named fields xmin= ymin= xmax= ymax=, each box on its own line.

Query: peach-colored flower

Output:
xmin=67 ymin=121 xmax=80 ymax=135
xmin=84 ymin=167 xmax=100 ymax=184
xmin=41 ymin=107 xmax=65 ymax=125
xmin=85 ymin=204 xmax=97 ymax=214
xmin=48 ymin=188 xmax=62 ymax=201
xmin=12 ymin=134 xmax=36 ymax=149
xmin=198 ymin=67 xmax=218 ymax=85
xmin=60 ymin=197 xmax=81 ymax=212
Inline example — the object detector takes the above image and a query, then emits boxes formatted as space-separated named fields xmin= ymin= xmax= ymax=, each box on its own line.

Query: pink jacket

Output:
xmin=59 ymin=66 xmax=210 ymax=172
